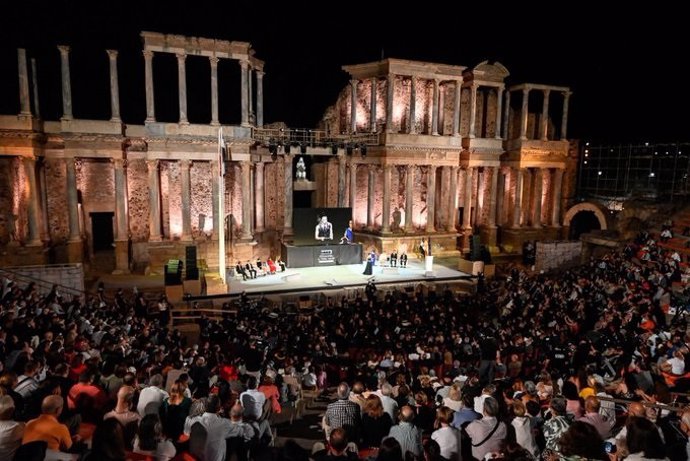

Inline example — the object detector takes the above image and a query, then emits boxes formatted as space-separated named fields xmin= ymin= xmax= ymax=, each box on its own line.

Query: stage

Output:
xmin=220 ymin=258 xmax=472 ymax=296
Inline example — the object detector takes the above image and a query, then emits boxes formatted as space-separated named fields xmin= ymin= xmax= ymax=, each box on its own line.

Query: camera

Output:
xmin=603 ymin=441 xmax=616 ymax=454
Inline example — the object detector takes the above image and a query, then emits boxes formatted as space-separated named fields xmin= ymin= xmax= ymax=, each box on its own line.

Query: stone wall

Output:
xmin=535 ymin=240 xmax=582 ymax=272
xmin=127 ymin=159 xmax=149 ymax=242
xmin=44 ymin=158 xmax=69 ymax=242
xmin=0 ymin=157 xmax=17 ymax=243
xmin=190 ymin=161 xmax=213 ymax=235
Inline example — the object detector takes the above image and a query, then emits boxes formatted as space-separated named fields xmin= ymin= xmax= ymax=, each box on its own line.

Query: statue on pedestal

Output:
xmin=296 ymin=156 xmax=307 ymax=180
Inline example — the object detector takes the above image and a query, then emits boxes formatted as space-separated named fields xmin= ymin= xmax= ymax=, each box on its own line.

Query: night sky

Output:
xmin=1 ymin=1 xmax=686 ymax=144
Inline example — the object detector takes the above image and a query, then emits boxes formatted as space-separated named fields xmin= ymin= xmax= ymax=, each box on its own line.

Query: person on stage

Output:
xmin=340 ymin=220 xmax=354 ymax=244
xmin=363 ymin=252 xmax=374 ymax=275
xmin=315 ymin=215 xmax=333 ymax=242
xmin=266 ymin=257 xmax=277 ymax=274
xmin=390 ymin=249 xmax=398 ymax=267
xmin=400 ymin=252 xmax=408 ymax=267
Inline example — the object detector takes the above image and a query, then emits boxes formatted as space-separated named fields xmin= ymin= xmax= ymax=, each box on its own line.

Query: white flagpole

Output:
xmin=218 ymin=127 xmax=226 ymax=285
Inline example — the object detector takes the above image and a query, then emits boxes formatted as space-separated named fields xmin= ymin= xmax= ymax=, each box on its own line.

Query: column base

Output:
xmin=179 ymin=120 xmax=190 ymax=126
xmin=211 ymin=121 xmax=220 ymax=127
xmin=113 ymin=239 xmax=130 ymax=274
xmin=149 ymin=235 xmax=162 ymax=243
xmin=26 ymin=239 xmax=43 ymax=248
xmin=181 ymin=235 xmax=193 ymax=242
xmin=480 ymin=226 xmax=498 ymax=253
xmin=66 ymin=239 xmax=83 ymax=264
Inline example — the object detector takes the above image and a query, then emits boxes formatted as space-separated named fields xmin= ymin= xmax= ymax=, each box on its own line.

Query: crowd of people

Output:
xmin=2 ymin=229 xmax=690 ymax=460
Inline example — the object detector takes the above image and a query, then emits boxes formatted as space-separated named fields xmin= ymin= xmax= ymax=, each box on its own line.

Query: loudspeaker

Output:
xmin=165 ymin=259 xmax=183 ymax=286
xmin=185 ymin=246 xmax=198 ymax=280
xmin=470 ymin=235 xmax=482 ymax=261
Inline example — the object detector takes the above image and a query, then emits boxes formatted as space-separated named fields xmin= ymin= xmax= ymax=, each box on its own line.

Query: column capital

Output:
xmin=209 ymin=56 xmax=219 ymax=66
xmin=106 ymin=49 xmax=118 ymax=59
xmin=522 ymin=86 xmax=531 ymax=95
xmin=112 ymin=158 xmax=126 ymax=169
xmin=146 ymin=159 xmax=159 ymax=169
xmin=428 ymin=164 xmax=438 ymax=173
xmin=255 ymin=70 xmax=264 ymax=78
xmin=455 ymin=78 xmax=463 ymax=86
xmin=433 ymin=78 xmax=441 ymax=85
xmin=350 ymin=78 xmax=358 ymax=86
xmin=543 ymin=88 xmax=551 ymax=96
xmin=562 ymin=90 xmax=572 ymax=98
xmin=239 ymin=59 xmax=250 ymax=70
xmin=176 ymin=52 xmax=187 ymax=62
xmin=496 ymin=84 xmax=505 ymax=91
xmin=142 ymin=50 xmax=154 ymax=59
xmin=58 ymin=45 xmax=70 ymax=55
xmin=383 ymin=163 xmax=393 ymax=171
xmin=179 ymin=158 xmax=192 ymax=169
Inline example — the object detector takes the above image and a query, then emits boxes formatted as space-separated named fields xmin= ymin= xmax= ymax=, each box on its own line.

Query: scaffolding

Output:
xmin=577 ymin=142 xmax=690 ymax=206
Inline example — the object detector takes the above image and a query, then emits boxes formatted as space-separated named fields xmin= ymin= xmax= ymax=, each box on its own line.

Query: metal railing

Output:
xmin=253 ymin=128 xmax=380 ymax=148
xmin=0 ymin=266 xmax=85 ymax=298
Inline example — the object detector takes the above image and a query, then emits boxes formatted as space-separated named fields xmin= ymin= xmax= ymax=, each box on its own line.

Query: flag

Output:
xmin=217 ymin=126 xmax=227 ymax=284
xmin=217 ymin=127 xmax=226 ymax=176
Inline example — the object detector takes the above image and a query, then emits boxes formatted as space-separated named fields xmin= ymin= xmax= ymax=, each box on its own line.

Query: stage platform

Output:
xmin=217 ymin=258 xmax=472 ymax=296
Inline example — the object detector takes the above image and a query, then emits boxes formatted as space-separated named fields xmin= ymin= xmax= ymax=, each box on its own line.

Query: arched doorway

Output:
xmin=569 ymin=210 xmax=601 ymax=239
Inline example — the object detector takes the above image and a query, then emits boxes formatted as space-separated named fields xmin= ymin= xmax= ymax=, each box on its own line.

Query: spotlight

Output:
xmin=346 ymin=144 xmax=354 ymax=156
xmin=300 ymin=142 xmax=307 ymax=154
xmin=331 ymin=144 xmax=338 ymax=156
xmin=360 ymin=144 xmax=367 ymax=158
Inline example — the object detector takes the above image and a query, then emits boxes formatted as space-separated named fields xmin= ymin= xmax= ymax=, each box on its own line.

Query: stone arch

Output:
xmin=563 ymin=202 xmax=608 ymax=231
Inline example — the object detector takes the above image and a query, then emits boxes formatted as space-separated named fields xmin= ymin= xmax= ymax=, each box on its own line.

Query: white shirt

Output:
xmin=198 ymin=413 xmax=234 ymax=461
xmin=136 ymin=386 xmax=169 ymax=416
xmin=431 ymin=426 xmax=460 ymax=460
xmin=0 ymin=420 xmax=25 ymax=461
xmin=239 ymin=389 xmax=266 ymax=419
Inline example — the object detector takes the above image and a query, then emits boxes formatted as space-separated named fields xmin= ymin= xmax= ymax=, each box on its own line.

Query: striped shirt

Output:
xmin=388 ymin=422 xmax=423 ymax=457
xmin=325 ymin=399 xmax=361 ymax=431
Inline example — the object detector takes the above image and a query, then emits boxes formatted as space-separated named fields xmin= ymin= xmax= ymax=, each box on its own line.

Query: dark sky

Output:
xmin=1 ymin=1 xmax=686 ymax=143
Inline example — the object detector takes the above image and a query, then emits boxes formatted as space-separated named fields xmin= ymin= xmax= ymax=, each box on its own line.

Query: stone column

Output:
xmin=209 ymin=57 xmax=220 ymax=126
xmin=386 ymin=74 xmax=395 ymax=133
xmin=349 ymin=160 xmax=357 ymax=214
xmin=338 ymin=155 xmax=347 ymax=207
xmin=66 ymin=158 xmax=80 ymax=241
xmin=254 ymin=162 xmax=265 ymax=233
xmin=561 ymin=91 xmax=571 ymax=140
xmin=502 ymin=90 xmax=511 ymax=140
xmin=240 ymin=61 xmax=250 ymax=127
xmin=426 ymin=165 xmax=437 ymax=233
xmin=540 ymin=89 xmax=550 ymax=140
xmin=17 ymin=49 xmax=31 ymax=116
xmin=256 ymin=70 xmax=264 ymax=127
xmin=495 ymin=86 xmax=504 ymax=139
xmin=211 ymin=160 xmax=220 ymax=240
xmin=447 ymin=166 xmax=459 ymax=232
xmin=520 ymin=87 xmax=530 ymax=140
xmin=367 ymin=165 xmax=376 ymax=229
xmin=31 ymin=58 xmax=40 ymax=118
xmin=283 ymin=157 xmax=293 ymax=236
xmin=522 ymin=169 xmax=532 ymax=226
xmin=23 ymin=157 xmax=41 ymax=245
xmin=468 ymin=83 xmax=478 ymax=138
xmin=147 ymin=160 xmax=162 ymax=241
xmin=113 ymin=159 xmax=130 ymax=273
xmin=143 ymin=50 xmax=155 ymax=122
xmin=452 ymin=79 xmax=462 ymax=136
xmin=432 ymin=79 xmax=440 ymax=135
xmin=551 ymin=168 xmax=564 ymax=227
xmin=512 ymin=168 xmax=524 ymax=228
xmin=248 ymin=68 xmax=254 ymax=123
xmin=105 ymin=50 xmax=121 ymax=122
xmin=409 ymin=77 xmax=417 ymax=134
xmin=370 ymin=77 xmax=377 ymax=132
xmin=180 ymin=159 xmax=192 ymax=240
xmin=240 ymin=161 xmax=253 ymax=240
xmin=496 ymin=169 xmax=505 ymax=226
xmin=382 ymin=164 xmax=392 ymax=233
xmin=58 ymin=46 xmax=73 ymax=120
xmin=488 ymin=167 xmax=499 ymax=227
xmin=405 ymin=165 xmax=414 ymax=231
xmin=439 ymin=83 xmax=446 ymax=135
xmin=532 ymin=168 xmax=543 ymax=228
xmin=463 ymin=167 xmax=473 ymax=230
xmin=350 ymin=79 xmax=358 ymax=133
xmin=176 ymin=53 xmax=188 ymax=125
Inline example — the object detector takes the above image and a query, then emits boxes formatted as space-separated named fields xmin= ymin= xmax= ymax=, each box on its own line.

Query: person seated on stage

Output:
xmin=236 ymin=261 xmax=248 ymax=280
xmin=390 ymin=250 xmax=398 ymax=267
xmin=256 ymin=258 xmax=267 ymax=276
xmin=245 ymin=260 xmax=257 ymax=279
xmin=276 ymin=256 xmax=286 ymax=272
xmin=266 ymin=258 xmax=277 ymax=274
xmin=315 ymin=215 xmax=334 ymax=242
xmin=399 ymin=252 xmax=408 ymax=267
xmin=340 ymin=220 xmax=354 ymax=244
xmin=418 ymin=239 xmax=426 ymax=259
xmin=368 ymin=250 xmax=377 ymax=266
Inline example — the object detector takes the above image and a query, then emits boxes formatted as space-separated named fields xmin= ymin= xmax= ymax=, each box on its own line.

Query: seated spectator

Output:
xmin=159 ymin=382 xmax=192 ymax=442
xmin=239 ymin=375 xmax=267 ymax=420
xmin=431 ymin=406 xmax=460 ymax=460
xmin=182 ymin=398 xmax=206 ymax=437
xmin=81 ymin=417 xmax=127 ymax=461
xmin=451 ymin=392 xmax=480 ymax=430
xmin=198 ymin=395 xmax=236 ymax=461
xmin=324 ymin=383 xmax=361 ymax=441
xmin=542 ymin=396 xmax=571 ymax=452
xmin=227 ymin=402 xmax=255 ymax=442
xmin=388 ymin=405 xmax=423 ymax=459
xmin=311 ymin=427 xmax=358 ymax=461
xmin=625 ymin=416 xmax=667 ymax=461
xmin=442 ymin=383 xmax=462 ymax=412
xmin=67 ymin=370 xmax=108 ymax=415
xmin=376 ymin=437 xmax=403 ymax=461
xmin=22 ymin=395 xmax=75 ymax=452
xmin=258 ymin=371 xmax=282 ymax=415
xmin=0 ymin=395 xmax=24 ymax=460
xmin=137 ymin=374 xmax=168 ymax=416
xmin=14 ymin=360 xmax=40 ymax=399
xmin=132 ymin=413 xmax=176 ymax=461
xmin=104 ymin=385 xmax=141 ymax=427
xmin=562 ymin=381 xmax=584 ymax=418
xmin=511 ymin=400 xmax=538 ymax=458
xmin=558 ymin=420 xmax=608 ymax=461
xmin=465 ymin=396 xmax=507 ymax=461
xmin=361 ymin=394 xmax=393 ymax=448
xmin=577 ymin=396 xmax=614 ymax=439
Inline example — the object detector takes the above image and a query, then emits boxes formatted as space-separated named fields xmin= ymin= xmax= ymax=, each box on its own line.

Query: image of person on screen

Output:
xmin=340 ymin=220 xmax=354 ymax=244
xmin=315 ymin=215 xmax=333 ymax=242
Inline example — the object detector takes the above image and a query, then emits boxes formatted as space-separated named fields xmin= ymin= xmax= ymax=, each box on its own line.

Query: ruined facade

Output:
xmin=0 ymin=33 xmax=574 ymax=273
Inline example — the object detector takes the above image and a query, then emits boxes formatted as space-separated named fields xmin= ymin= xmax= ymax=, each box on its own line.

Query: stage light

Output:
xmin=360 ymin=144 xmax=367 ymax=158
xmin=331 ymin=144 xmax=338 ymax=155
xmin=346 ymin=144 xmax=354 ymax=156
xmin=300 ymin=143 xmax=307 ymax=154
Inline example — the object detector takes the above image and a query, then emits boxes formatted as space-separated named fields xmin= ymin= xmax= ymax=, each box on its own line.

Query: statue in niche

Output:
xmin=296 ymin=156 xmax=307 ymax=180
xmin=6 ymin=213 xmax=19 ymax=244
xmin=391 ymin=207 xmax=402 ymax=232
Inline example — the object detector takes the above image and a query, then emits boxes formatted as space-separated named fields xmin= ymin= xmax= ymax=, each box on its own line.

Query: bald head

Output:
xmin=628 ymin=401 xmax=646 ymax=418
xmin=41 ymin=395 xmax=64 ymax=416
xmin=399 ymin=405 xmax=415 ymax=422
xmin=230 ymin=403 xmax=243 ymax=420
xmin=117 ymin=385 xmax=135 ymax=406
xmin=337 ymin=382 xmax=350 ymax=399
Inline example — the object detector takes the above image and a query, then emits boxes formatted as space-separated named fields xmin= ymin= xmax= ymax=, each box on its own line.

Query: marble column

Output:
xmin=439 ymin=83 xmax=446 ymax=135
xmin=447 ymin=166 xmax=459 ymax=232
xmin=488 ymin=166 xmax=499 ymax=227
xmin=147 ymin=160 xmax=162 ymax=241
xmin=350 ymin=79 xmax=358 ymax=133
xmin=370 ymin=77 xmax=377 ymax=132
xmin=248 ymin=68 xmax=254 ymax=123
xmin=211 ymin=160 xmax=220 ymax=240
xmin=382 ymin=164 xmax=392 ymax=233
xmin=463 ymin=168 xmax=473 ymax=230
xmin=240 ymin=161 xmax=252 ymax=240
xmin=256 ymin=70 xmax=264 ymax=127
xmin=431 ymin=79 xmax=440 ymax=135
xmin=468 ymin=83 xmax=478 ymax=138
xmin=367 ymin=165 xmax=376 ymax=229
xmin=23 ymin=157 xmax=41 ymax=245
xmin=502 ymin=90 xmax=511 ymax=140
xmin=338 ymin=155 xmax=346 ymax=207
xmin=176 ymin=53 xmax=188 ymax=125
xmin=180 ymin=160 xmax=192 ymax=240
xmin=520 ymin=87 xmax=530 ymax=140
xmin=209 ymin=57 xmax=219 ymax=126
xmin=532 ymin=169 xmax=543 ymax=228
xmin=512 ymin=168 xmax=524 ymax=228
xmin=283 ymin=157 xmax=293 ymax=236
xmin=31 ymin=58 xmax=40 ymax=118
xmin=349 ymin=160 xmax=357 ymax=216
xmin=58 ymin=46 xmax=73 ymax=120
xmin=561 ymin=91 xmax=571 ymax=140
xmin=426 ymin=165 xmax=437 ymax=233
xmin=496 ymin=170 xmax=505 ymax=226
xmin=386 ymin=74 xmax=395 ymax=133
xmin=66 ymin=158 xmax=80 ymax=241
xmin=522 ymin=169 xmax=532 ymax=226
xmin=540 ymin=89 xmax=550 ymax=141
xmin=240 ymin=61 xmax=250 ymax=127
xmin=143 ymin=50 xmax=155 ymax=122
xmin=409 ymin=77 xmax=417 ymax=134
xmin=105 ymin=50 xmax=121 ymax=122
xmin=254 ymin=162 xmax=265 ymax=233
xmin=113 ymin=159 xmax=128 ymax=241
xmin=17 ymin=49 xmax=31 ymax=116
xmin=405 ymin=165 xmax=415 ymax=231
xmin=452 ymin=79 xmax=462 ymax=136
xmin=495 ymin=86 xmax=504 ymax=139
xmin=551 ymin=168 xmax=564 ymax=227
